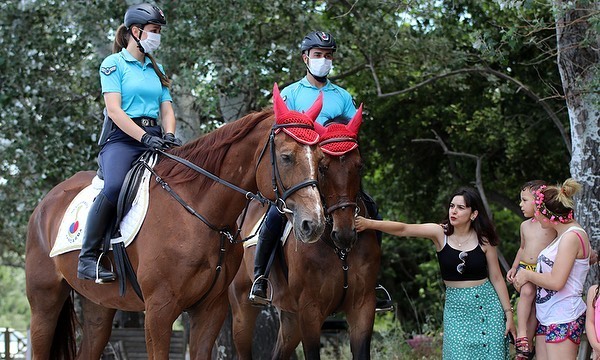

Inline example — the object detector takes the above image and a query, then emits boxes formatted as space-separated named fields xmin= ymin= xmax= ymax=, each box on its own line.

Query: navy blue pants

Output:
xmin=98 ymin=126 xmax=161 ymax=205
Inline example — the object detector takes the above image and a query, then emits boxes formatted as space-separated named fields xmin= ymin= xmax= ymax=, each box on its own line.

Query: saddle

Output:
xmin=102 ymin=151 xmax=157 ymax=299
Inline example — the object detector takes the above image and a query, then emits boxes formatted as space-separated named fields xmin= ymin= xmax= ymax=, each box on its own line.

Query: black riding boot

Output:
xmin=77 ymin=192 xmax=117 ymax=283
xmin=248 ymin=208 xmax=283 ymax=305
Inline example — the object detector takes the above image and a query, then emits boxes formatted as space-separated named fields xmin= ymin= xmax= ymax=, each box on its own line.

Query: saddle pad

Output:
xmin=50 ymin=169 xmax=152 ymax=257
xmin=242 ymin=211 xmax=292 ymax=248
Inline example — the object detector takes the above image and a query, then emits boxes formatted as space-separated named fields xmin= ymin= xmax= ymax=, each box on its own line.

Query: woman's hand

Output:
xmin=355 ymin=216 xmax=370 ymax=232
xmin=505 ymin=315 xmax=516 ymax=343
xmin=513 ymin=269 xmax=530 ymax=292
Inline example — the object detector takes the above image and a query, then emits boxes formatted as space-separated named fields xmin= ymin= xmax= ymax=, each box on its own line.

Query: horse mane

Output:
xmin=154 ymin=108 xmax=274 ymax=190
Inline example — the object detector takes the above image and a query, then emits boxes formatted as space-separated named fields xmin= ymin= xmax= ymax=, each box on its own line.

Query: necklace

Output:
xmin=455 ymin=232 xmax=474 ymax=247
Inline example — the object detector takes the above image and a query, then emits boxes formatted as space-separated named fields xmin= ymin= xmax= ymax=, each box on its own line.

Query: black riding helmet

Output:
xmin=124 ymin=3 xmax=166 ymax=29
xmin=300 ymin=31 xmax=337 ymax=54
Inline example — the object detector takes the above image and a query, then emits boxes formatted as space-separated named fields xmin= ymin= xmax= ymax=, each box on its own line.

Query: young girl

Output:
xmin=586 ymin=276 xmax=600 ymax=360
xmin=506 ymin=180 xmax=556 ymax=359
xmin=514 ymin=178 xmax=590 ymax=360
xmin=356 ymin=187 xmax=516 ymax=359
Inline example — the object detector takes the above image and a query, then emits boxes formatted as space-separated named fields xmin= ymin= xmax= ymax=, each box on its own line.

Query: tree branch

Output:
xmin=371 ymin=65 xmax=572 ymax=155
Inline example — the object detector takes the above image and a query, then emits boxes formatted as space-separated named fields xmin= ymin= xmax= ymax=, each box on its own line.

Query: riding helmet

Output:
xmin=124 ymin=3 xmax=166 ymax=29
xmin=300 ymin=31 xmax=337 ymax=54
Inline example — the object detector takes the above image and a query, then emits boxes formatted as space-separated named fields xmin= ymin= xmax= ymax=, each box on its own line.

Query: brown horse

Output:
xmin=25 ymin=84 xmax=327 ymax=360
xmin=228 ymin=107 xmax=380 ymax=359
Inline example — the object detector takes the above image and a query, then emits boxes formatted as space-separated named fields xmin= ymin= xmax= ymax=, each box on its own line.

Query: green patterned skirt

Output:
xmin=443 ymin=280 xmax=510 ymax=360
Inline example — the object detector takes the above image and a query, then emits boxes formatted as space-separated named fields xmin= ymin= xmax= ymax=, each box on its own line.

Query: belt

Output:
xmin=131 ymin=117 xmax=157 ymax=127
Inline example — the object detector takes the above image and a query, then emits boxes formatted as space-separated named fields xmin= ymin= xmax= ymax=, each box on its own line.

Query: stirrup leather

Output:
xmin=248 ymin=275 xmax=273 ymax=305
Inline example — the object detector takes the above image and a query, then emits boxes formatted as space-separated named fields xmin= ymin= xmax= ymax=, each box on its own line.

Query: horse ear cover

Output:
xmin=272 ymin=83 xmax=321 ymax=145
xmin=315 ymin=104 xmax=363 ymax=156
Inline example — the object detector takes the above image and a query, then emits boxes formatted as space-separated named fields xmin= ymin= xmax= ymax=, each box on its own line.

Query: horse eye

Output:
xmin=280 ymin=153 xmax=292 ymax=164
xmin=319 ymin=164 xmax=328 ymax=175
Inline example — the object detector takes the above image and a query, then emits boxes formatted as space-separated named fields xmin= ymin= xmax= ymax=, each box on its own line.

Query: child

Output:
xmin=506 ymin=180 xmax=556 ymax=359
xmin=586 ymin=278 xmax=600 ymax=360
xmin=513 ymin=178 xmax=591 ymax=360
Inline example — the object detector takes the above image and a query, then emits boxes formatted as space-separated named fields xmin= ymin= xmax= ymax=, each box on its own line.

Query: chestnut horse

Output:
xmin=228 ymin=107 xmax=380 ymax=359
xmin=25 ymin=84 xmax=327 ymax=360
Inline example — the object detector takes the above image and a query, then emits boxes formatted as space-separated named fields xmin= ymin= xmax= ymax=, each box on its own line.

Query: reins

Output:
xmin=145 ymin=123 xmax=320 ymax=307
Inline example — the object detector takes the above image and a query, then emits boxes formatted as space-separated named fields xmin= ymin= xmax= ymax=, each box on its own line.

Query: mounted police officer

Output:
xmin=78 ymin=3 xmax=182 ymax=283
xmin=249 ymin=31 xmax=392 ymax=311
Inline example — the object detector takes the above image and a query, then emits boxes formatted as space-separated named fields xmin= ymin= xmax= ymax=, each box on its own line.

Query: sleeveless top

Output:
xmin=437 ymin=235 xmax=488 ymax=281
xmin=535 ymin=226 xmax=589 ymax=325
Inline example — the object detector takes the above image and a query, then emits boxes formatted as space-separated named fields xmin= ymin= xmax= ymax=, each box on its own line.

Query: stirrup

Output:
xmin=95 ymin=253 xmax=116 ymax=284
xmin=248 ymin=275 xmax=272 ymax=306
xmin=375 ymin=284 xmax=394 ymax=313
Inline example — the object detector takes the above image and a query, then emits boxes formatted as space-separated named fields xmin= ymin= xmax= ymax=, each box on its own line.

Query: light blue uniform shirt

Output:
xmin=99 ymin=48 xmax=172 ymax=119
xmin=280 ymin=77 xmax=356 ymax=125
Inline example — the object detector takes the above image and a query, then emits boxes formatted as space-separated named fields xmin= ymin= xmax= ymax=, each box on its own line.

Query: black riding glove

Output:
xmin=162 ymin=132 xmax=182 ymax=147
xmin=141 ymin=133 xmax=167 ymax=150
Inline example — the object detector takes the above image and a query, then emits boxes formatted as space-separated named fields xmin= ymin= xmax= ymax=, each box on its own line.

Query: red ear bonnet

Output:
xmin=272 ymin=83 xmax=320 ymax=145
xmin=318 ymin=104 xmax=363 ymax=156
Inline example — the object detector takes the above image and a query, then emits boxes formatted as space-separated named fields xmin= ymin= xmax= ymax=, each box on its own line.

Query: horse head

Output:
xmin=314 ymin=104 xmax=363 ymax=250
xmin=261 ymin=83 xmax=325 ymax=244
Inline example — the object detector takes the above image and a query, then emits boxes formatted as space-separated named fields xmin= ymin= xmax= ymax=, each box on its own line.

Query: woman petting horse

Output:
xmin=78 ymin=3 xmax=182 ymax=283
xmin=229 ymin=109 xmax=381 ymax=359
xmin=25 ymin=83 xmax=326 ymax=359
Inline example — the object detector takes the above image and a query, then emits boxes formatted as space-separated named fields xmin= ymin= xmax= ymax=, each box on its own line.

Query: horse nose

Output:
xmin=301 ymin=219 xmax=318 ymax=236
xmin=331 ymin=229 xmax=357 ymax=249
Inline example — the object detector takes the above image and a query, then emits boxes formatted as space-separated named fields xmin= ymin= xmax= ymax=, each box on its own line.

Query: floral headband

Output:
xmin=533 ymin=185 xmax=574 ymax=224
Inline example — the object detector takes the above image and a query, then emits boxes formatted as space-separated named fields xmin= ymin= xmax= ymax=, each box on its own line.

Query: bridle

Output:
xmin=150 ymin=122 xmax=320 ymax=239
xmin=265 ymin=123 xmax=319 ymax=214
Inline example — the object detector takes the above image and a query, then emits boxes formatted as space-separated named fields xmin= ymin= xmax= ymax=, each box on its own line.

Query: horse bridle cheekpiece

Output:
xmin=269 ymin=83 xmax=322 ymax=213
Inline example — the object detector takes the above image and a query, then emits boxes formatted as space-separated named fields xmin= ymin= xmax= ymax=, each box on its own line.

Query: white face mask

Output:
xmin=307 ymin=57 xmax=333 ymax=78
xmin=139 ymin=30 xmax=161 ymax=54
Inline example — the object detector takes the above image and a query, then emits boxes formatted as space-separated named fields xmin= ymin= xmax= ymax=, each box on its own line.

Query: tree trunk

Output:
xmin=553 ymin=1 xmax=600 ymax=273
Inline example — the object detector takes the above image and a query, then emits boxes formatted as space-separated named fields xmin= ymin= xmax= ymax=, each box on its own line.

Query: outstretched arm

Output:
xmin=355 ymin=216 xmax=445 ymax=250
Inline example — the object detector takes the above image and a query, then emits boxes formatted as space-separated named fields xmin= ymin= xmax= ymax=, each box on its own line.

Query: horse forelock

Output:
xmin=154 ymin=109 xmax=274 ymax=189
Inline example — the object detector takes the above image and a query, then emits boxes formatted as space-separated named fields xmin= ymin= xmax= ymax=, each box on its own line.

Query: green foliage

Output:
xmin=0 ymin=266 xmax=29 ymax=331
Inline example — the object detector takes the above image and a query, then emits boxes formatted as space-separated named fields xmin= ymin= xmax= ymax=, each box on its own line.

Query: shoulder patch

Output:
xmin=282 ymin=95 xmax=287 ymax=102
xmin=101 ymin=65 xmax=117 ymax=76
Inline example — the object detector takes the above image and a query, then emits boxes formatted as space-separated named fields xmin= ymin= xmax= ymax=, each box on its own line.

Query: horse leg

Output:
xmin=229 ymin=276 xmax=261 ymax=360
xmin=27 ymin=261 xmax=75 ymax=360
xmin=144 ymin=300 xmax=183 ymax=360
xmin=345 ymin=306 xmax=375 ymax=360
xmin=187 ymin=296 xmax=231 ymax=360
xmin=297 ymin=308 xmax=328 ymax=360
xmin=272 ymin=310 xmax=303 ymax=360
xmin=77 ymin=297 xmax=116 ymax=359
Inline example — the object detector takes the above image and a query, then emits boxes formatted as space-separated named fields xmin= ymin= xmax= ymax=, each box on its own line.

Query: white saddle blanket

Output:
xmin=50 ymin=168 xmax=153 ymax=257
xmin=242 ymin=211 xmax=292 ymax=248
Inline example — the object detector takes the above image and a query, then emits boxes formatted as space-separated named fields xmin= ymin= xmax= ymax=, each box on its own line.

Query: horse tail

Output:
xmin=50 ymin=292 xmax=78 ymax=359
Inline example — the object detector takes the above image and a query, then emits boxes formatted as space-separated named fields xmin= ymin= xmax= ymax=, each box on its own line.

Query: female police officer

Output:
xmin=77 ymin=3 xmax=181 ymax=283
